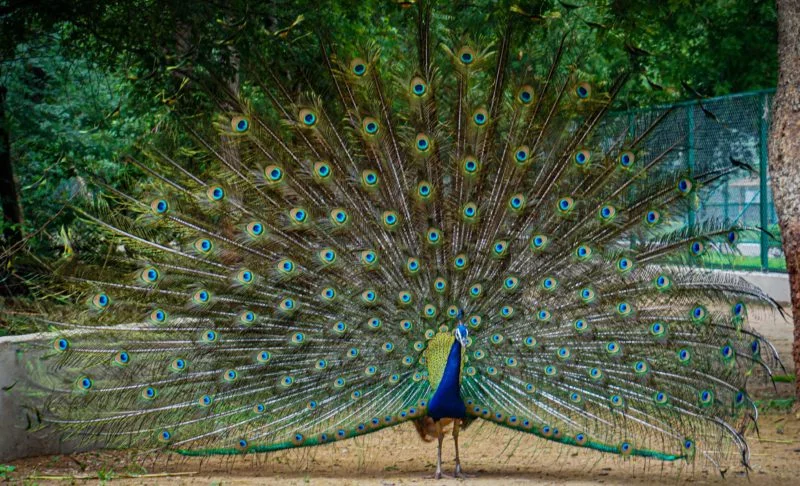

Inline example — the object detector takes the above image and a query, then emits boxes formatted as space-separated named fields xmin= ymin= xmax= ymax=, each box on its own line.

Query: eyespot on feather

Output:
xmin=457 ymin=46 xmax=476 ymax=65
xmin=298 ymin=108 xmax=318 ymax=127
xmin=575 ymin=82 xmax=591 ymax=99
xmin=230 ymin=116 xmax=249 ymax=133
xmin=350 ymin=58 xmax=368 ymax=76
xmin=410 ymin=76 xmax=428 ymax=97
xmin=362 ymin=117 xmax=380 ymax=136
xmin=517 ymin=85 xmax=535 ymax=105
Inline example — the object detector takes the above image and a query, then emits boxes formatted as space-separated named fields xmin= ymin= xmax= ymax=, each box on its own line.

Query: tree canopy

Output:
xmin=0 ymin=0 xmax=778 ymax=249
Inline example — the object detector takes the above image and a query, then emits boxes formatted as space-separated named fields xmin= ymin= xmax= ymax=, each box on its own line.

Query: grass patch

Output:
xmin=700 ymin=253 xmax=787 ymax=272
xmin=754 ymin=397 xmax=796 ymax=412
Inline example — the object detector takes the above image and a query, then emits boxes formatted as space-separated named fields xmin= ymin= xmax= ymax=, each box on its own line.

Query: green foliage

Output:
xmin=0 ymin=0 xmax=393 ymax=252
xmin=607 ymin=0 xmax=777 ymax=100
xmin=0 ymin=0 xmax=779 ymax=283
xmin=4 ymin=37 xmax=163 ymax=243
xmin=0 ymin=465 xmax=15 ymax=478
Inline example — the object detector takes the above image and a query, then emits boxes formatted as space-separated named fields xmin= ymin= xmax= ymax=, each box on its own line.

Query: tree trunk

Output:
xmin=768 ymin=0 xmax=800 ymax=401
xmin=0 ymin=85 xmax=24 ymax=248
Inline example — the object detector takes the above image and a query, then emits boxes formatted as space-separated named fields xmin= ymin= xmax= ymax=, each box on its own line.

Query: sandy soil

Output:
xmin=5 ymin=309 xmax=797 ymax=485
xmin=750 ymin=307 xmax=794 ymax=372
xmin=5 ymin=413 xmax=800 ymax=485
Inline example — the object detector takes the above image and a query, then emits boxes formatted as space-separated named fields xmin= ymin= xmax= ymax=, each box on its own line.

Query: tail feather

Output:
xmin=4 ymin=1 xmax=780 ymax=467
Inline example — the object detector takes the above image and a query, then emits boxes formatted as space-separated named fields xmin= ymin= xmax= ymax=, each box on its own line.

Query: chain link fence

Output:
xmin=625 ymin=89 xmax=786 ymax=273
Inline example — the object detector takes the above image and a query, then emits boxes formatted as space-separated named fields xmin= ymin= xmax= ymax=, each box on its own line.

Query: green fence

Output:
xmin=624 ymin=89 xmax=786 ymax=273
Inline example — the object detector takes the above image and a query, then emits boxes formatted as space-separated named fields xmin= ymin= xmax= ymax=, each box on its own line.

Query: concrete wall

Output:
xmin=737 ymin=271 xmax=792 ymax=304
xmin=0 ymin=333 xmax=89 ymax=461
xmin=0 ymin=270 xmax=792 ymax=461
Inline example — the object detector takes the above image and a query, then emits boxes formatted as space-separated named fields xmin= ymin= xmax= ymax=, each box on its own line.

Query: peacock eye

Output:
xmin=457 ymin=47 xmax=476 ymax=65
xmin=320 ymin=248 xmax=336 ymax=264
xmin=140 ymin=267 xmax=160 ymax=283
xmin=54 ymin=338 xmax=70 ymax=352
xmin=517 ymin=85 xmax=534 ymax=104
xmin=351 ymin=58 xmax=367 ymax=76
xmin=470 ymin=284 xmax=482 ymax=296
xmin=677 ymin=178 xmax=693 ymax=194
xmin=363 ymin=117 xmax=380 ymax=135
xmin=290 ymin=207 xmax=308 ymax=224
xmin=415 ymin=134 xmax=431 ymax=152
xmin=231 ymin=116 xmax=249 ymax=132
xmin=314 ymin=161 xmax=332 ymax=180
xmin=265 ymin=165 xmax=284 ymax=184
xmin=599 ymin=205 xmax=616 ymax=221
xmin=298 ymin=108 xmax=318 ymax=127
xmin=514 ymin=146 xmax=530 ymax=164
xmin=619 ymin=151 xmax=635 ymax=168
xmin=207 ymin=186 xmax=225 ymax=201
xmin=576 ymin=82 xmax=591 ymax=99
xmin=416 ymin=181 xmax=431 ymax=195
xmin=330 ymin=208 xmax=349 ymax=226
xmin=151 ymin=199 xmax=169 ymax=214
xmin=557 ymin=197 xmax=574 ymax=213
xmin=574 ymin=150 xmax=590 ymax=166
xmin=427 ymin=228 xmax=442 ymax=244
xmin=462 ymin=156 xmax=480 ymax=175
xmin=410 ymin=76 xmax=428 ymax=96
xmin=246 ymin=221 xmax=264 ymax=237
xmin=507 ymin=193 xmax=526 ymax=212
xmin=362 ymin=170 xmax=379 ymax=188
xmin=383 ymin=211 xmax=399 ymax=228
xmin=530 ymin=234 xmax=548 ymax=251
xmin=472 ymin=108 xmax=489 ymax=126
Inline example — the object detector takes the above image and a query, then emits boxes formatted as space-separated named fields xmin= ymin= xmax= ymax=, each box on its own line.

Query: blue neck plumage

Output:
xmin=428 ymin=339 xmax=467 ymax=420
xmin=441 ymin=339 xmax=463 ymax=391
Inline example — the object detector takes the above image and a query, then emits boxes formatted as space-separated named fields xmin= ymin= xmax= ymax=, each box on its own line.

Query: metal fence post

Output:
xmin=759 ymin=93 xmax=770 ymax=272
xmin=723 ymin=181 xmax=730 ymax=222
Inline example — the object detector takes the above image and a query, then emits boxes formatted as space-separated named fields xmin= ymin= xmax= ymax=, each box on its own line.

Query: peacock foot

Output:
xmin=454 ymin=463 xmax=475 ymax=478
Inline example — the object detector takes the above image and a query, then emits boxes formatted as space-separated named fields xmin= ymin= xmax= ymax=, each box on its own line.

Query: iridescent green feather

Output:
xmin=5 ymin=0 xmax=781 ymax=470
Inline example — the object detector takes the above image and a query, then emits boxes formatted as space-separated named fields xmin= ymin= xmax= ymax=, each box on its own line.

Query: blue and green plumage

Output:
xmin=426 ymin=327 xmax=467 ymax=421
xmin=5 ymin=0 xmax=783 ymax=475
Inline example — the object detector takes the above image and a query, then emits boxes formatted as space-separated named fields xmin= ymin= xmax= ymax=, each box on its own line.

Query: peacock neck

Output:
xmin=440 ymin=339 xmax=462 ymax=391
xmin=428 ymin=339 xmax=466 ymax=420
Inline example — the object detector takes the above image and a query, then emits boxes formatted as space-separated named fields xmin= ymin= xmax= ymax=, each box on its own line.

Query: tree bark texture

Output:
xmin=769 ymin=0 xmax=800 ymax=400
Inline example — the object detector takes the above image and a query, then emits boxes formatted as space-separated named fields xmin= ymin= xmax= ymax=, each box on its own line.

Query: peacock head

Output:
xmin=454 ymin=323 xmax=468 ymax=347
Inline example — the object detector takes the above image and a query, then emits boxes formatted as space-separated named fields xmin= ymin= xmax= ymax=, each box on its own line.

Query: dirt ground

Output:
xmin=5 ymin=414 xmax=800 ymax=485
xmin=750 ymin=307 xmax=795 ymax=373
xmin=5 ymin=309 xmax=798 ymax=485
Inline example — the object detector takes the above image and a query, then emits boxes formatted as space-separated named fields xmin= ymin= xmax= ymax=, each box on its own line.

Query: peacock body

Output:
xmin=8 ymin=0 xmax=782 ymax=478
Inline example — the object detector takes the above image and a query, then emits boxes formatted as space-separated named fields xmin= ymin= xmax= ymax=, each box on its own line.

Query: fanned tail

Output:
xmin=4 ymin=0 xmax=780 ymax=467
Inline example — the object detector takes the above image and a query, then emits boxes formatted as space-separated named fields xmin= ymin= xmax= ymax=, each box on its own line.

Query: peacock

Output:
xmin=5 ymin=0 xmax=783 ymax=479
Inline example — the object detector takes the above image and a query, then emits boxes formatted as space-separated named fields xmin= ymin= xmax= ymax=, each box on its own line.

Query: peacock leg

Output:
xmin=435 ymin=420 xmax=444 ymax=479
xmin=453 ymin=419 xmax=474 ymax=478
